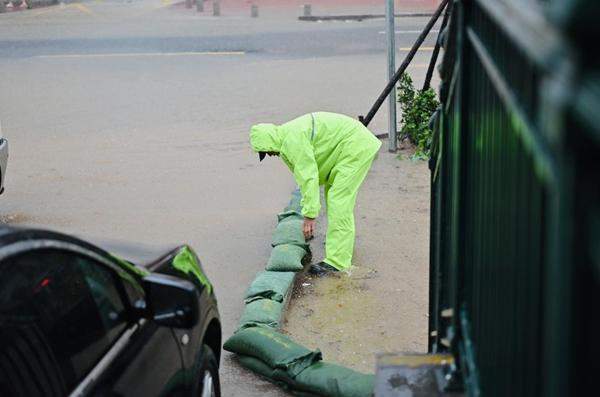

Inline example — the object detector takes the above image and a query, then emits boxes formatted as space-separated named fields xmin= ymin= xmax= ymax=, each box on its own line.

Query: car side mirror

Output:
xmin=142 ymin=273 xmax=200 ymax=328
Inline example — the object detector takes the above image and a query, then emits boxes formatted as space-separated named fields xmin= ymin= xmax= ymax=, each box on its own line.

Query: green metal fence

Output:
xmin=428 ymin=1 xmax=599 ymax=396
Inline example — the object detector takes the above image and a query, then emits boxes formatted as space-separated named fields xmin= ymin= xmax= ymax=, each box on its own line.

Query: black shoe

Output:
xmin=309 ymin=262 xmax=339 ymax=276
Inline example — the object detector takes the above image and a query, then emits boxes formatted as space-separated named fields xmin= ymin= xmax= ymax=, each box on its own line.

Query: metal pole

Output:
xmin=386 ymin=0 xmax=397 ymax=152
xmin=359 ymin=0 xmax=449 ymax=127
xmin=422 ymin=1 xmax=452 ymax=91
xmin=303 ymin=4 xmax=311 ymax=17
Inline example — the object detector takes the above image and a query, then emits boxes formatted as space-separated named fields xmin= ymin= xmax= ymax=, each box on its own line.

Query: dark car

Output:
xmin=0 ymin=226 xmax=221 ymax=397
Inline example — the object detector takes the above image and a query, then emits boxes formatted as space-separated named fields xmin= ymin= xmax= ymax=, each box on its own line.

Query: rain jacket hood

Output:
xmin=250 ymin=123 xmax=283 ymax=153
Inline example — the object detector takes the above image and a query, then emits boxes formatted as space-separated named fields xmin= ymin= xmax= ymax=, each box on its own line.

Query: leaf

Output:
xmin=396 ymin=73 xmax=439 ymax=160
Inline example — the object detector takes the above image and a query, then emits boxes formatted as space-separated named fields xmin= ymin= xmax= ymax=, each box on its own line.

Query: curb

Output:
xmin=299 ymin=12 xmax=434 ymax=22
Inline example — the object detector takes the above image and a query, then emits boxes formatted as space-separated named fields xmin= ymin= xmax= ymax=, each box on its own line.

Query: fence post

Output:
xmin=386 ymin=0 xmax=397 ymax=152
xmin=251 ymin=4 xmax=258 ymax=18
xmin=303 ymin=4 xmax=311 ymax=17
xmin=213 ymin=0 xmax=220 ymax=16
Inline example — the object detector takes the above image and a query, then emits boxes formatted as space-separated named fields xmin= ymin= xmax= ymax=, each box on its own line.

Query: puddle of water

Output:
xmin=284 ymin=266 xmax=385 ymax=372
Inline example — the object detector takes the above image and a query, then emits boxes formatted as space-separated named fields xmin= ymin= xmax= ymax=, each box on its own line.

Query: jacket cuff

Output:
xmin=301 ymin=207 xmax=319 ymax=219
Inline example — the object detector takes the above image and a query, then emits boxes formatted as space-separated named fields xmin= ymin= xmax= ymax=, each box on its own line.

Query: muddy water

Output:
xmin=284 ymin=268 xmax=381 ymax=370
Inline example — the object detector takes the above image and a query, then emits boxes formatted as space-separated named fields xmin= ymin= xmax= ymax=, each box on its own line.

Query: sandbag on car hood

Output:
xmin=224 ymin=326 xmax=322 ymax=377
xmin=245 ymin=271 xmax=296 ymax=303
xmin=294 ymin=362 xmax=375 ymax=397
xmin=267 ymin=244 xmax=307 ymax=272
xmin=238 ymin=298 xmax=284 ymax=330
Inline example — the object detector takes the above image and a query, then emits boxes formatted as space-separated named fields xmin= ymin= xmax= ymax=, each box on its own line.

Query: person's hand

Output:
xmin=303 ymin=217 xmax=316 ymax=240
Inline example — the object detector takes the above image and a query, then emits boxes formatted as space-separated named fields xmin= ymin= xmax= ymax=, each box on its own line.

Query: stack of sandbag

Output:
xmin=236 ymin=189 xmax=310 ymax=330
xmin=225 ymin=328 xmax=375 ymax=397
xmin=269 ymin=193 xmax=310 ymax=271
xmin=238 ymin=271 xmax=295 ymax=329
xmin=225 ymin=189 xmax=375 ymax=397
xmin=225 ymin=327 xmax=322 ymax=386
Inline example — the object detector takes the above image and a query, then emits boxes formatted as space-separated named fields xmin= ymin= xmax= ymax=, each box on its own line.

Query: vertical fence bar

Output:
xmin=386 ymin=0 xmax=397 ymax=152
xmin=303 ymin=4 xmax=311 ymax=17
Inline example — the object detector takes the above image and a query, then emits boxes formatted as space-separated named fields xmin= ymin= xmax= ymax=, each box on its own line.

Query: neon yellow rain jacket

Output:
xmin=250 ymin=112 xmax=381 ymax=270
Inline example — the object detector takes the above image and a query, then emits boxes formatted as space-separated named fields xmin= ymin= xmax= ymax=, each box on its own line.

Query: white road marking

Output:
xmin=399 ymin=47 xmax=435 ymax=51
xmin=35 ymin=51 xmax=246 ymax=59
xmin=378 ymin=30 xmax=440 ymax=34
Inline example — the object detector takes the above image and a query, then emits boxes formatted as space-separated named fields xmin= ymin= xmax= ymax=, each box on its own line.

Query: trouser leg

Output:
xmin=324 ymin=155 xmax=376 ymax=270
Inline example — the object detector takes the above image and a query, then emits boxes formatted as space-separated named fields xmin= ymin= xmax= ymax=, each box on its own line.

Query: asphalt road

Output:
xmin=0 ymin=1 xmax=439 ymax=395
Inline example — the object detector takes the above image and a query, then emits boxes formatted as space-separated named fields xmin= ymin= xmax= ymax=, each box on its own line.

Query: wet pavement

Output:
xmin=0 ymin=1 xmax=439 ymax=394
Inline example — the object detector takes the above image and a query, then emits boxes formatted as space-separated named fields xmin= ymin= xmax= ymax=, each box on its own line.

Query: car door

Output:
xmin=0 ymin=243 xmax=184 ymax=397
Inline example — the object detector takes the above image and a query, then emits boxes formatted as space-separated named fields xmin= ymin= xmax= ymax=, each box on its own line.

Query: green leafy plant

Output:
xmin=397 ymin=73 xmax=439 ymax=159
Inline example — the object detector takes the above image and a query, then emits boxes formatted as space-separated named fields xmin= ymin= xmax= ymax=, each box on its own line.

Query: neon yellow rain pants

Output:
xmin=250 ymin=112 xmax=381 ymax=270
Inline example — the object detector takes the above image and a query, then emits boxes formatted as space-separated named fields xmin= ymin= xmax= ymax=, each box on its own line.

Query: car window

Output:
xmin=0 ymin=248 xmax=129 ymax=395
xmin=121 ymin=275 xmax=144 ymax=305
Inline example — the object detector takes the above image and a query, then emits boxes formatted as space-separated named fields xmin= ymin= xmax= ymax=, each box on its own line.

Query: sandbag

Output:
xmin=266 ymin=244 xmax=307 ymax=272
xmin=238 ymin=355 xmax=277 ymax=379
xmin=278 ymin=210 xmax=304 ymax=223
xmin=237 ymin=355 xmax=298 ymax=389
xmin=245 ymin=271 xmax=296 ymax=303
xmin=292 ymin=392 xmax=322 ymax=397
xmin=272 ymin=216 xmax=308 ymax=248
xmin=238 ymin=299 xmax=283 ymax=330
xmin=294 ymin=362 xmax=375 ymax=397
xmin=224 ymin=326 xmax=322 ymax=377
xmin=284 ymin=189 xmax=303 ymax=213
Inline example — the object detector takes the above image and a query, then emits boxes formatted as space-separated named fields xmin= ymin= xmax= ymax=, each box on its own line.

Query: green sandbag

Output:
xmin=266 ymin=244 xmax=307 ymax=272
xmin=278 ymin=210 xmax=304 ymax=223
xmin=237 ymin=355 xmax=297 ymax=389
xmin=294 ymin=362 xmax=375 ymax=397
xmin=272 ymin=216 xmax=308 ymax=248
xmin=292 ymin=392 xmax=322 ymax=397
xmin=224 ymin=326 xmax=322 ymax=377
xmin=238 ymin=356 xmax=321 ymax=397
xmin=284 ymin=189 xmax=303 ymax=213
xmin=245 ymin=271 xmax=296 ymax=303
xmin=238 ymin=299 xmax=283 ymax=330
xmin=238 ymin=355 xmax=278 ymax=379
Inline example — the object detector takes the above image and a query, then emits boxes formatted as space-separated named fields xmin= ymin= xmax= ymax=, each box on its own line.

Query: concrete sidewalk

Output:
xmin=284 ymin=142 xmax=430 ymax=374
